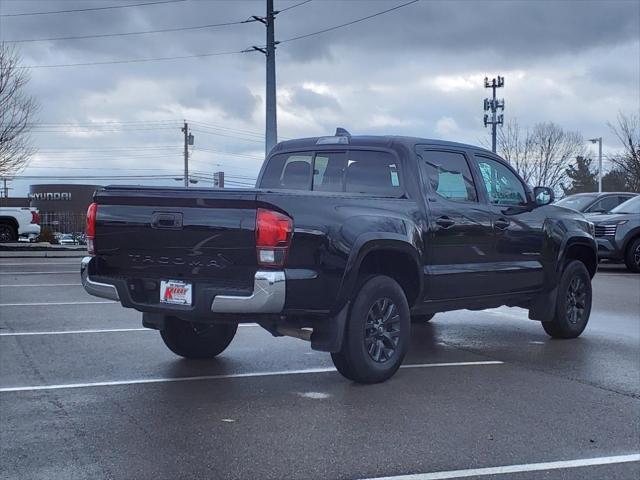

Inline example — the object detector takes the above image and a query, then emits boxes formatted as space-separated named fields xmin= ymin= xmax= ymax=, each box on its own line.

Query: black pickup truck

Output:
xmin=81 ymin=131 xmax=597 ymax=383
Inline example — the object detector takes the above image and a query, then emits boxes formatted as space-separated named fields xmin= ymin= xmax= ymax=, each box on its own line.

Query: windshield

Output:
xmin=611 ymin=195 xmax=640 ymax=214
xmin=556 ymin=194 xmax=598 ymax=211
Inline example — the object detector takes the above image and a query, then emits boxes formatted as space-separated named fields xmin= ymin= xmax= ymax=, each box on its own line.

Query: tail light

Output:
xmin=256 ymin=208 xmax=292 ymax=267
xmin=86 ymin=202 xmax=97 ymax=255
xmin=30 ymin=211 xmax=40 ymax=225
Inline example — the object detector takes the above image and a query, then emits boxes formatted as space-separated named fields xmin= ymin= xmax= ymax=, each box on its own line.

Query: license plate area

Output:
xmin=160 ymin=280 xmax=193 ymax=305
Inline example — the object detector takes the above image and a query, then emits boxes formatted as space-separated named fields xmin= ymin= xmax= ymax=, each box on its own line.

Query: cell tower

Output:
xmin=483 ymin=76 xmax=505 ymax=153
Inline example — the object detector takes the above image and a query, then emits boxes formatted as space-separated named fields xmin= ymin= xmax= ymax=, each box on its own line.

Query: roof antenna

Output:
xmin=335 ymin=127 xmax=351 ymax=137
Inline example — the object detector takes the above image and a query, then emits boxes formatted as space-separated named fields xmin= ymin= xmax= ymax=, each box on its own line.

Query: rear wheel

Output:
xmin=0 ymin=223 xmax=17 ymax=243
xmin=160 ymin=318 xmax=237 ymax=359
xmin=624 ymin=237 xmax=640 ymax=273
xmin=331 ymin=275 xmax=410 ymax=384
xmin=542 ymin=260 xmax=592 ymax=339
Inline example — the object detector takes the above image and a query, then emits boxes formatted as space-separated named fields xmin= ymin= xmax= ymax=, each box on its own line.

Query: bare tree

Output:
xmin=0 ymin=43 xmax=38 ymax=177
xmin=608 ymin=112 xmax=640 ymax=191
xmin=497 ymin=119 xmax=584 ymax=191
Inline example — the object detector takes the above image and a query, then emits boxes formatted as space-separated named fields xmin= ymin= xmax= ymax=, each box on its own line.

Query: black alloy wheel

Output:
xmin=625 ymin=238 xmax=640 ymax=273
xmin=0 ymin=224 xmax=17 ymax=243
xmin=542 ymin=260 xmax=592 ymax=339
xmin=331 ymin=275 xmax=410 ymax=384
xmin=364 ymin=298 xmax=401 ymax=363
xmin=565 ymin=275 xmax=587 ymax=325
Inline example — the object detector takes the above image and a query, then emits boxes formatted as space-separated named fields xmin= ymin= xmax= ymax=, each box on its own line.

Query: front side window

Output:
xmin=586 ymin=196 xmax=620 ymax=213
xmin=474 ymin=156 xmax=527 ymax=206
xmin=419 ymin=149 xmax=477 ymax=202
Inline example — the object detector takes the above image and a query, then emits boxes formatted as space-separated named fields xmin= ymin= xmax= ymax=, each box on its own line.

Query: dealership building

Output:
xmin=21 ymin=184 xmax=101 ymax=233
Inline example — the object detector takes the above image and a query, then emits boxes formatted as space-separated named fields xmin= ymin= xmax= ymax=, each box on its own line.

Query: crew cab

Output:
xmin=0 ymin=207 xmax=40 ymax=242
xmin=81 ymin=131 xmax=597 ymax=383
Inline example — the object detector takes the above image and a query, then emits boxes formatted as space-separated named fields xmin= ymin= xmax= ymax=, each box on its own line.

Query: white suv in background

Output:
xmin=0 ymin=207 xmax=41 ymax=242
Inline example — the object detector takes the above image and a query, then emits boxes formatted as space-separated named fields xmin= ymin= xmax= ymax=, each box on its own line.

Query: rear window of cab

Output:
xmin=259 ymin=150 xmax=401 ymax=196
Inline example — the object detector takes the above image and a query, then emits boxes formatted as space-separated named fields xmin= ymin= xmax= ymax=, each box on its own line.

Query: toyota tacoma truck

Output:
xmin=81 ymin=131 xmax=597 ymax=383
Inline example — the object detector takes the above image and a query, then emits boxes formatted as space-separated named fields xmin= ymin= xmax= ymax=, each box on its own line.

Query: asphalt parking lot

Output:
xmin=0 ymin=257 xmax=638 ymax=480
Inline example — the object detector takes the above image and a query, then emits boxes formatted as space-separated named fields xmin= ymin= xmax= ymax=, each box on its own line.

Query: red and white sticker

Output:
xmin=160 ymin=280 xmax=192 ymax=305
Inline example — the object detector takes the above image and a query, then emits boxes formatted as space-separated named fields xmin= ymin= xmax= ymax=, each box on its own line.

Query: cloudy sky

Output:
xmin=1 ymin=0 xmax=639 ymax=196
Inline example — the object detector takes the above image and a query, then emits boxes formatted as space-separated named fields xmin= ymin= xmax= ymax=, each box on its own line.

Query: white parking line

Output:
xmin=0 ymin=328 xmax=149 ymax=336
xmin=363 ymin=454 xmax=640 ymax=480
xmin=0 ymin=284 xmax=82 ymax=288
xmin=0 ymin=301 xmax=117 ymax=306
xmin=0 ymin=271 xmax=77 ymax=275
xmin=0 ymin=361 xmax=503 ymax=392
xmin=0 ymin=324 xmax=259 ymax=336
xmin=0 ymin=262 xmax=80 ymax=266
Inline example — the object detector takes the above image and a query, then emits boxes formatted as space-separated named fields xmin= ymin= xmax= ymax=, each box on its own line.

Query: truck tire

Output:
xmin=624 ymin=237 xmax=640 ymax=273
xmin=160 ymin=318 xmax=237 ymax=359
xmin=331 ymin=275 xmax=410 ymax=384
xmin=542 ymin=260 xmax=592 ymax=339
xmin=0 ymin=223 xmax=17 ymax=243
xmin=411 ymin=313 xmax=435 ymax=323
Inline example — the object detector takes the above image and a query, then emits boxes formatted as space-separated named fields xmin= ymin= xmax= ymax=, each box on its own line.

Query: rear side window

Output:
xmin=260 ymin=153 xmax=313 ymax=190
xmin=419 ymin=149 xmax=477 ymax=202
xmin=344 ymin=150 xmax=400 ymax=195
xmin=260 ymin=150 xmax=401 ymax=196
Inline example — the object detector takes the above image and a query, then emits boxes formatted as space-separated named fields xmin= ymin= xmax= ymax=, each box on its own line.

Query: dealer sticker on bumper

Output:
xmin=160 ymin=280 xmax=192 ymax=305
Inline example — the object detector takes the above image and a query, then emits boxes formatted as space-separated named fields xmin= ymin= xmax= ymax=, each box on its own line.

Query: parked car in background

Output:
xmin=58 ymin=234 xmax=78 ymax=246
xmin=587 ymin=195 xmax=640 ymax=272
xmin=0 ymin=207 xmax=40 ymax=242
xmin=556 ymin=192 xmax=637 ymax=214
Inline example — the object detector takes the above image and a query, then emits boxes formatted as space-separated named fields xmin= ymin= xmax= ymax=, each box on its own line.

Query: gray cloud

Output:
xmin=0 ymin=0 xmax=637 ymax=196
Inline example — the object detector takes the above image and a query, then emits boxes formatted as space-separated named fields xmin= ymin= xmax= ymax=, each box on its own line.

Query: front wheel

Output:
xmin=160 ymin=318 xmax=237 ymax=359
xmin=331 ymin=275 xmax=410 ymax=384
xmin=542 ymin=260 xmax=592 ymax=339
xmin=624 ymin=237 xmax=640 ymax=273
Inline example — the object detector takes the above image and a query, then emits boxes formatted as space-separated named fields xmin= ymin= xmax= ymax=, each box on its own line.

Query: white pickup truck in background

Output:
xmin=0 ymin=207 xmax=41 ymax=242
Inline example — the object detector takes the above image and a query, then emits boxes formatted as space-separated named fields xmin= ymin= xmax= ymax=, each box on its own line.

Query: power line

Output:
xmin=6 ymin=18 xmax=257 ymax=44
xmin=279 ymin=0 xmax=420 ymax=44
xmin=0 ymin=0 xmax=185 ymax=18
xmin=26 ymin=49 xmax=249 ymax=69
xmin=277 ymin=0 xmax=313 ymax=14
xmin=21 ymin=0 xmax=418 ymax=69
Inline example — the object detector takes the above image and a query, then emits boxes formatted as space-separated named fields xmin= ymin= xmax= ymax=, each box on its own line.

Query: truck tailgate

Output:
xmin=94 ymin=187 xmax=259 ymax=293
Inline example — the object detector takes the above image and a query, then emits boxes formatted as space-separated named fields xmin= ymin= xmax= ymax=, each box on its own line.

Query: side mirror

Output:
xmin=533 ymin=186 xmax=554 ymax=206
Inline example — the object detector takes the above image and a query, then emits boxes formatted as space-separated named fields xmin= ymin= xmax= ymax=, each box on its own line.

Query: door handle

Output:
xmin=494 ymin=218 xmax=510 ymax=230
xmin=151 ymin=212 xmax=183 ymax=229
xmin=435 ymin=216 xmax=456 ymax=229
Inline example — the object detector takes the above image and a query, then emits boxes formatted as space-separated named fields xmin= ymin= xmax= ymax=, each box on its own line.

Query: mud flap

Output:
xmin=311 ymin=302 xmax=350 ymax=353
xmin=528 ymin=287 xmax=557 ymax=322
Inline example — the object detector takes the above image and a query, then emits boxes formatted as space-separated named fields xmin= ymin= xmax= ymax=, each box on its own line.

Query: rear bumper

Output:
xmin=211 ymin=271 xmax=285 ymax=313
xmin=81 ymin=257 xmax=119 ymax=301
xmin=80 ymin=256 xmax=285 ymax=314
xmin=18 ymin=224 xmax=40 ymax=238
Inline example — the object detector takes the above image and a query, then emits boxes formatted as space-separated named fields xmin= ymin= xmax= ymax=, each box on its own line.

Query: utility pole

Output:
xmin=252 ymin=0 xmax=278 ymax=157
xmin=589 ymin=137 xmax=603 ymax=192
xmin=181 ymin=122 xmax=194 ymax=187
xmin=483 ymin=76 xmax=505 ymax=153
xmin=2 ymin=178 xmax=7 ymax=198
